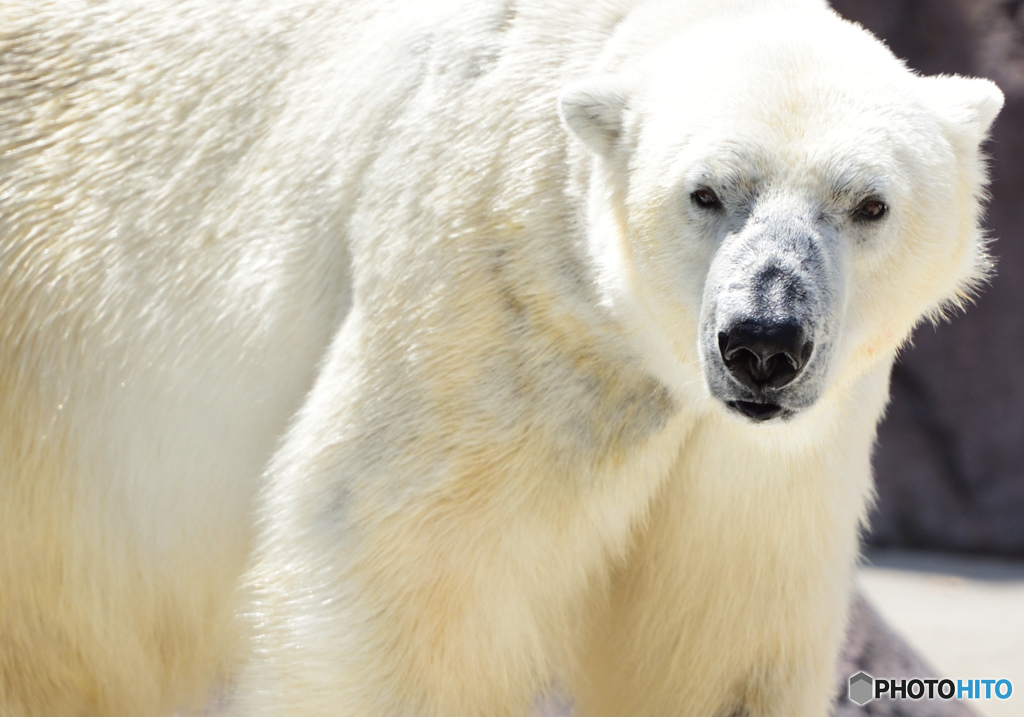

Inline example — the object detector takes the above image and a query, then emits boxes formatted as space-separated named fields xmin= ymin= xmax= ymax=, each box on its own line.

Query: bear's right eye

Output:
xmin=691 ymin=188 xmax=720 ymax=209
xmin=853 ymin=198 xmax=887 ymax=221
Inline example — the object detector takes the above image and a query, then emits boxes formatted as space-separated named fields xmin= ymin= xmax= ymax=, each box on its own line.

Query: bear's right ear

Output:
xmin=558 ymin=75 xmax=632 ymax=157
xmin=918 ymin=75 xmax=1004 ymax=142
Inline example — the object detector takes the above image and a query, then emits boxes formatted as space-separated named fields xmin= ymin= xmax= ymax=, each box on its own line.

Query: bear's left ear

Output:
xmin=558 ymin=74 xmax=633 ymax=157
xmin=919 ymin=75 xmax=1004 ymax=141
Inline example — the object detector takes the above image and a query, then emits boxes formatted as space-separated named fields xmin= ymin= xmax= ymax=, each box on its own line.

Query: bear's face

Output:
xmin=560 ymin=14 xmax=1001 ymax=424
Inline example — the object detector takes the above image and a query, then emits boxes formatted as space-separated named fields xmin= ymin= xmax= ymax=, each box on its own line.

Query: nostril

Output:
xmin=719 ymin=321 xmax=812 ymax=391
xmin=800 ymin=340 xmax=814 ymax=367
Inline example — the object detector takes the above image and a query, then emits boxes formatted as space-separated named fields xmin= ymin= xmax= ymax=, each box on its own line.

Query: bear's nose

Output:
xmin=718 ymin=321 xmax=813 ymax=391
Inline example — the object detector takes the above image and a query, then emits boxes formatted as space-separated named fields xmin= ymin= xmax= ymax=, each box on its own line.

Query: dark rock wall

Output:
xmin=830 ymin=0 xmax=1024 ymax=557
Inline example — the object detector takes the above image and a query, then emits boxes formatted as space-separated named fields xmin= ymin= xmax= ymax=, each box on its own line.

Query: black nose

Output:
xmin=718 ymin=321 xmax=813 ymax=391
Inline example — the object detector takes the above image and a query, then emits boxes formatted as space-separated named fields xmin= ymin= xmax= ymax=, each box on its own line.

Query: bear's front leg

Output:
xmin=570 ymin=366 xmax=889 ymax=717
xmin=232 ymin=307 xmax=691 ymax=716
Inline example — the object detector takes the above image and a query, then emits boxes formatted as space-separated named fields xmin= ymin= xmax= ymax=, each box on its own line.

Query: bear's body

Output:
xmin=0 ymin=1 xmax=1000 ymax=716
xmin=0 ymin=3 xmax=350 ymax=714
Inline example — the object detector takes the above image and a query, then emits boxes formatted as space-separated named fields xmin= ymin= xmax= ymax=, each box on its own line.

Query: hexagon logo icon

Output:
xmin=849 ymin=672 xmax=874 ymax=705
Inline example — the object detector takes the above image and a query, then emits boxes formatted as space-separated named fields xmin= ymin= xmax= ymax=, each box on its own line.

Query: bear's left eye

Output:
xmin=854 ymin=198 xmax=887 ymax=221
xmin=691 ymin=188 xmax=721 ymax=209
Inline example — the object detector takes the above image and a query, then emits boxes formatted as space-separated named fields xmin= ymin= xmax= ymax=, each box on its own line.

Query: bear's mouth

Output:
xmin=726 ymin=400 xmax=791 ymax=422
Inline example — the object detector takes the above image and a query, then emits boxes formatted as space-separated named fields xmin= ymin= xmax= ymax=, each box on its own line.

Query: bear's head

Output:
xmin=559 ymin=11 xmax=1002 ymax=424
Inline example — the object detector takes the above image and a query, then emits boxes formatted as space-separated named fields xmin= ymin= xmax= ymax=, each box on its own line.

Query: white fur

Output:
xmin=0 ymin=1 xmax=1000 ymax=716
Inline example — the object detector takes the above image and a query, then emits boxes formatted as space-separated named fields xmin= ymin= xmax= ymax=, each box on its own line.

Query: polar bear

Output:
xmin=229 ymin=1 xmax=1002 ymax=716
xmin=0 ymin=0 xmax=1001 ymax=716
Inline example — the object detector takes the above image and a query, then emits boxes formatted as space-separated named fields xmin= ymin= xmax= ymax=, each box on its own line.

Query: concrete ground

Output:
xmin=858 ymin=549 xmax=1024 ymax=717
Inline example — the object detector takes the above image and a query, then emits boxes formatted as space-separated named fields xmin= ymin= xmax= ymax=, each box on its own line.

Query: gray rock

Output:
xmin=833 ymin=593 xmax=979 ymax=716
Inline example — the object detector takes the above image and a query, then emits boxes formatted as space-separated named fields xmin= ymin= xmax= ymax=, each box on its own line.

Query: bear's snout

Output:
xmin=716 ymin=319 xmax=815 ymax=421
xmin=697 ymin=211 xmax=843 ymax=422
